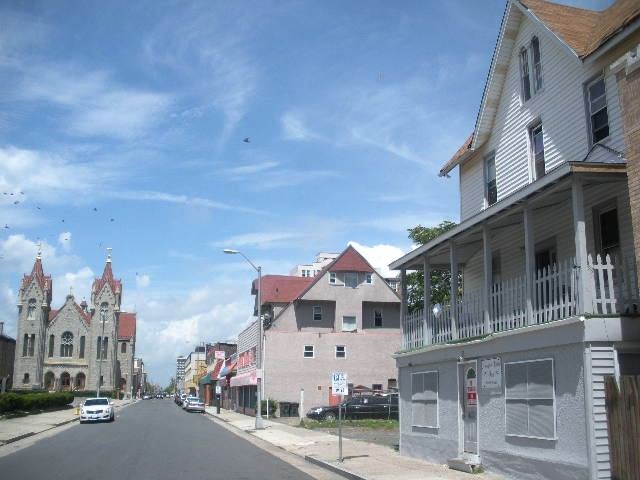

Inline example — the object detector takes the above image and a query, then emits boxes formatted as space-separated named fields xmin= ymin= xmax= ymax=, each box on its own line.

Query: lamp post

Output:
xmin=224 ymin=248 xmax=264 ymax=430
xmin=97 ymin=304 xmax=107 ymax=397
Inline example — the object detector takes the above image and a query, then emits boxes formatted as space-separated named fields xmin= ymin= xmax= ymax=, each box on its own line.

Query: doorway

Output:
xmin=459 ymin=361 xmax=478 ymax=456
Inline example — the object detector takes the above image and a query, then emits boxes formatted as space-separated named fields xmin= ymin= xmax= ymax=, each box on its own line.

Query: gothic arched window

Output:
xmin=60 ymin=331 xmax=73 ymax=357
xmin=100 ymin=303 xmax=108 ymax=323
xmin=27 ymin=299 xmax=36 ymax=320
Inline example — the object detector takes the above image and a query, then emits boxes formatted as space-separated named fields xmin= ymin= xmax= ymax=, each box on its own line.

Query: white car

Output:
xmin=182 ymin=396 xmax=200 ymax=411
xmin=80 ymin=397 xmax=115 ymax=423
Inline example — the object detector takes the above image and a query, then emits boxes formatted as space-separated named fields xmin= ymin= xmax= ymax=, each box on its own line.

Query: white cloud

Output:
xmin=58 ymin=232 xmax=71 ymax=251
xmin=223 ymin=161 xmax=280 ymax=176
xmin=18 ymin=65 xmax=170 ymax=139
xmin=281 ymin=111 xmax=320 ymax=141
xmin=136 ymin=274 xmax=151 ymax=288
xmin=55 ymin=267 xmax=95 ymax=304
xmin=348 ymin=241 xmax=405 ymax=279
xmin=212 ymin=231 xmax=305 ymax=249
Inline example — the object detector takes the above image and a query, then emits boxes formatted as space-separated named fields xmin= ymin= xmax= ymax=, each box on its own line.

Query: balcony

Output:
xmin=402 ymin=254 xmax=639 ymax=351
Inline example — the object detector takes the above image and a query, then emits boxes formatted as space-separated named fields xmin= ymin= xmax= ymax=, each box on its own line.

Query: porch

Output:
xmin=393 ymin=163 xmax=640 ymax=351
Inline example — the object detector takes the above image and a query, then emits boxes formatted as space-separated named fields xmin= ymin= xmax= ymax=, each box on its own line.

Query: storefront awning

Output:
xmin=218 ymin=361 xmax=237 ymax=379
xmin=230 ymin=371 xmax=256 ymax=388
xmin=199 ymin=373 xmax=212 ymax=385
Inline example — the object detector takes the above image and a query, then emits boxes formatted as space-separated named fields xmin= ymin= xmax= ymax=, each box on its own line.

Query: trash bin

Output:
xmin=289 ymin=403 xmax=299 ymax=417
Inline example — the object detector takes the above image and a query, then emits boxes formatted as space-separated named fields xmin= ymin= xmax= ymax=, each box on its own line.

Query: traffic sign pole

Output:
xmin=338 ymin=395 xmax=343 ymax=462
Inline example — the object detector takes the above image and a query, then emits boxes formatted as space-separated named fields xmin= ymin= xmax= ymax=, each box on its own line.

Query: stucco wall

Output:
xmin=399 ymin=339 xmax=589 ymax=480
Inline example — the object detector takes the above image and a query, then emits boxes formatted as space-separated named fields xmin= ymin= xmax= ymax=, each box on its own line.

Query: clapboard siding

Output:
xmin=588 ymin=345 xmax=617 ymax=480
xmin=461 ymin=182 xmax=634 ymax=295
xmin=459 ymin=13 xmax=626 ymax=222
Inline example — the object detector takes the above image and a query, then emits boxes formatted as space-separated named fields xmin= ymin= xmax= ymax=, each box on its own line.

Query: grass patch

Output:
xmin=298 ymin=418 xmax=398 ymax=430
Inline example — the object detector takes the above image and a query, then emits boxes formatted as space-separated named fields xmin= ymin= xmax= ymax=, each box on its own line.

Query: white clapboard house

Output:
xmin=390 ymin=1 xmax=640 ymax=479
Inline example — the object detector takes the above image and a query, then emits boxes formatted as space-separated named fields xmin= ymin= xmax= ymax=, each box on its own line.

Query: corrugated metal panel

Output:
xmin=589 ymin=345 xmax=616 ymax=480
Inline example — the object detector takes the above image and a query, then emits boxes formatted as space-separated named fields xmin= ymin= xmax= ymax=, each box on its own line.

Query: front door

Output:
xmin=461 ymin=362 xmax=478 ymax=455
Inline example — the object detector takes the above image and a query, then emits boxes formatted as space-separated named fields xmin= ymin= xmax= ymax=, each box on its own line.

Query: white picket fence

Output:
xmin=401 ymin=255 xmax=639 ymax=351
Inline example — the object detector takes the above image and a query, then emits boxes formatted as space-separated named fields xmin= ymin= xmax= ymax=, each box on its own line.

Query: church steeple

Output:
xmin=20 ymin=243 xmax=52 ymax=305
xmin=91 ymin=247 xmax=122 ymax=309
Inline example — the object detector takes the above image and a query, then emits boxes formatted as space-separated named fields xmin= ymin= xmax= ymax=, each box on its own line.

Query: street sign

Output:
xmin=215 ymin=385 xmax=222 ymax=394
xmin=331 ymin=372 xmax=348 ymax=396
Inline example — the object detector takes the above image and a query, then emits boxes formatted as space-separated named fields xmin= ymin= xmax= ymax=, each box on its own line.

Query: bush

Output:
xmin=261 ymin=398 xmax=278 ymax=416
xmin=73 ymin=390 xmax=118 ymax=399
xmin=0 ymin=392 xmax=74 ymax=413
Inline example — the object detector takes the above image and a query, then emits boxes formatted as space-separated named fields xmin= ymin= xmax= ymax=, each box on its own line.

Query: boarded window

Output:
xmin=411 ymin=371 xmax=438 ymax=428
xmin=342 ymin=316 xmax=356 ymax=332
xmin=505 ymin=359 xmax=555 ymax=439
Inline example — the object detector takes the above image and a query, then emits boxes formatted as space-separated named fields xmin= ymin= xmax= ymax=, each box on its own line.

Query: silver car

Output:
xmin=184 ymin=396 xmax=205 ymax=413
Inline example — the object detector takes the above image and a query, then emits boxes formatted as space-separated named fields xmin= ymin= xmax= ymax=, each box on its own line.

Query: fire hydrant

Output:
xmin=74 ymin=405 xmax=80 ymax=415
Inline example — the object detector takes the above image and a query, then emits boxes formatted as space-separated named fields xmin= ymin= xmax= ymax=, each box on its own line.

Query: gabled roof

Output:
xmin=48 ymin=295 xmax=91 ymax=327
xmin=521 ymin=0 xmax=640 ymax=59
xmin=118 ymin=312 xmax=136 ymax=340
xmin=439 ymin=0 xmax=640 ymax=177
xmin=252 ymin=275 xmax=314 ymax=305
xmin=22 ymin=257 xmax=52 ymax=295
xmin=92 ymin=260 xmax=122 ymax=296
xmin=328 ymin=245 xmax=375 ymax=273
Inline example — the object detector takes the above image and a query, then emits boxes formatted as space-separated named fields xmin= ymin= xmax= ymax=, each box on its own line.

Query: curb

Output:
xmin=304 ymin=455 xmax=366 ymax=480
xmin=0 ymin=417 xmax=79 ymax=446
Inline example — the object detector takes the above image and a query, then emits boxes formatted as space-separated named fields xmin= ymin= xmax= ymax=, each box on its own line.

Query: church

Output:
xmin=12 ymin=248 xmax=136 ymax=396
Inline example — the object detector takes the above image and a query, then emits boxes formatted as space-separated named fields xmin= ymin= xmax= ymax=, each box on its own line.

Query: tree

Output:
xmin=164 ymin=377 xmax=176 ymax=394
xmin=406 ymin=221 xmax=457 ymax=312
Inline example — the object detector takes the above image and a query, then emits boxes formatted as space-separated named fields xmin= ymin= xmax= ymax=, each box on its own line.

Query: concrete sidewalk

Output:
xmin=204 ymin=407 xmax=502 ymax=480
xmin=0 ymin=398 xmax=135 ymax=446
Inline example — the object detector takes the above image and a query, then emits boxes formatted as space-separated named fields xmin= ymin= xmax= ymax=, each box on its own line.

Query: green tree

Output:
xmin=164 ymin=377 xmax=176 ymax=394
xmin=406 ymin=221 xmax=457 ymax=312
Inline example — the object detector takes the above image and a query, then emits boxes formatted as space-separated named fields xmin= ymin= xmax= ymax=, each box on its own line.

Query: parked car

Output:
xmin=182 ymin=396 xmax=199 ymax=410
xmin=142 ymin=394 xmax=151 ymax=400
xmin=184 ymin=397 xmax=205 ymax=413
xmin=80 ymin=397 xmax=115 ymax=423
xmin=176 ymin=393 xmax=187 ymax=406
xmin=306 ymin=394 xmax=398 ymax=421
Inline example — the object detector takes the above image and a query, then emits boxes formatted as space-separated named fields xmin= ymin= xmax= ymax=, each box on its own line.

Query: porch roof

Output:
xmin=389 ymin=162 xmax=627 ymax=270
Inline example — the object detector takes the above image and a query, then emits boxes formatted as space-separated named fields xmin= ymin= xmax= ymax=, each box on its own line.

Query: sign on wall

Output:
xmin=214 ymin=350 xmax=226 ymax=360
xmin=331 ymin=372 xmax=348 ymax=395
xmin=481 ymin=357 xmax=502 ymax=390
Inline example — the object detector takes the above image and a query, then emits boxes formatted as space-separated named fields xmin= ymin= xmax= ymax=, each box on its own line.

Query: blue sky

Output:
xmin=0 ymin=0 xmax=613 ymax=385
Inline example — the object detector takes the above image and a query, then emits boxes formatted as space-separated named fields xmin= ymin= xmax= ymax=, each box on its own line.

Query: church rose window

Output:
xmin=60 ymin=331 xmax=74 ymax=357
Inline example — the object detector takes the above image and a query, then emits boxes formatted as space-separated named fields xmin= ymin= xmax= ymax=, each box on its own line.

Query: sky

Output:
xmin=0 ymin=0 xmax=614 ymax=385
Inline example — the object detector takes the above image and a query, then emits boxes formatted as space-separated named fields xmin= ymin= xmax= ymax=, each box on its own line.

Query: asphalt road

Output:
xmin=0 ymin=399 xmax=316 ymax=480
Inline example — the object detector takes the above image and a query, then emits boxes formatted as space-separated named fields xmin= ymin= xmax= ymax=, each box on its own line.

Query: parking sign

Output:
xmin=331 ymin=372 xmax=348 ymax=395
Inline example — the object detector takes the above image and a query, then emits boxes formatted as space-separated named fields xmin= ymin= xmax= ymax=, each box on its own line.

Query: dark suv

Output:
xmin=306 ymin=394 xmax=398 ymax=421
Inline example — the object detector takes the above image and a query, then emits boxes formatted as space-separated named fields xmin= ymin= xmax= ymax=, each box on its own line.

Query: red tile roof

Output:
xmin=252 ymin=275 xmax=314 ymax=305
xmin=118 ymin=312 xmax=136 ymax=340
xmin=93 ymin=261 xmax=122 ymax=296
xmin=520 ymin=0 xmax=640 ymax=59
xmin=328 ymin=245 xmax=375 ymax=273
xmin=22 ymin=257 xmax=52 ymax=294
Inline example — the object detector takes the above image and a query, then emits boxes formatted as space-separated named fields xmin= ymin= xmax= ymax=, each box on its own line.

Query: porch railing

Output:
xmin=401 ymin=255 xmax=639 ymax=351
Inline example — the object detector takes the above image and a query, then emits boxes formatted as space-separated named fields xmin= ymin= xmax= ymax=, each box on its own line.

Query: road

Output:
xmin=0 ymin=399 xmax=318 ymax=480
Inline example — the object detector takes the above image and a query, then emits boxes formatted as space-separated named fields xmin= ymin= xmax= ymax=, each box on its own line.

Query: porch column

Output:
xmin=423 ymin=255 xmax=432 ymax=345
xmin=400 ymin=268 xmax=407 ymax=327
xmin=523 ymin=202 xmax=536 ymax=325
xmin=572 ymin=176 xmax=593 ymax=314
xmin=482 ymin=223 xmax=493 ymax=334
xmin=449 ymin=241 xmax=459 ymax=340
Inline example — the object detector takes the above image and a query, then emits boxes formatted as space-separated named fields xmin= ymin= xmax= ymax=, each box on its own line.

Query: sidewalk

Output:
xmin=204 ymin=407 xmax=502 ymax=480
xmin=0 ymin=398 xmax=135 ymax=446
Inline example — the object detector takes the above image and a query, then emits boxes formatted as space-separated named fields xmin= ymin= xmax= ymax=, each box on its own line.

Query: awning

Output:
xmin=230 ymin=371 xmax=257 ymax=388
xmin=218 ymin=361 xmax=237 ymax=379
xmin=199 ymin=373 xmax=213 ymax=385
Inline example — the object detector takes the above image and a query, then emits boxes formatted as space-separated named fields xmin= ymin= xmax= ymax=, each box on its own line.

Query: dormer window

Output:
xmin=365 ymin=273 xmax=373 ymax=284
xmin=530 ymin=122 xmax=546 ymax=180
xmin=329 ymin=272 xmax=337 ymax=284
xmin=520 ymin=37 xmax=543 ymax=102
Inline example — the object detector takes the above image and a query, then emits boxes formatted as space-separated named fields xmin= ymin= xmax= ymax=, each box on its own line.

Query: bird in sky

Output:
xmin=110 ymin=218 xmax=114 ymax=222
xmin=13 ymin=200 xmax=19 ymax=205
xmin=3 ymin=224 xmax=9 ymax=229
xmin=93 ymin=207 xmax=98 ymax=211
xmin=36 ymin=206 xmax=41 ymax=210
xmin=243 ymin=137 xmax=250 ymax=143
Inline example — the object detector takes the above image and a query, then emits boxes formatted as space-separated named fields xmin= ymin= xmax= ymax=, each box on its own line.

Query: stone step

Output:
xmin=447 ymin=457 xmax=477 ymax=474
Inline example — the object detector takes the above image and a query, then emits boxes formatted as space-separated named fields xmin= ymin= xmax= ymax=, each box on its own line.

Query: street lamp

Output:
xmin=224 ymin=248 xmax=264 ymax=430
xmin=97 ymin=303 xmax=107 ymax=397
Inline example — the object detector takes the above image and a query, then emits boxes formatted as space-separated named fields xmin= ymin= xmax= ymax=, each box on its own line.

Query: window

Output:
xmin=48 ymin=335 xmax=54 ymax=357
xmin=535 ymin=244 xmax=557 ymax=272
xmin=100 ymin=302 xmax=108 ymax=323
xmin=312 ymin=306 xmax=322 ymax=321
xmin=27 ymin=299 xmax=36 ymax=320
xmin=102 ymin=337 xmax=108 ymax=359
xmin=60 ymin=331 xmax=73 ymax=357
xmin=411 ymin=371 xmax=438 ymax=428
xmin=365 ymin=273 xmax=373 ymax=284
xmin=531 ymin=36 xmax=543 ymax=92
xmin=344 ymin=272 xmax=358 ymax=288
xmin=23 ymin=334 xmax=28 ymax=357
xmin=520 ymin=48 xmax=531 ymax=101
xmin=335 ymin=345 xmax=346 ymax=358
xmin=100 ymin=375 xmax=104 ymax=386
xmin=587 ymin=76 xmax=609 ymax=144
xmin=530 ymin=123 xmax=545 ymax=180
xmin=329 ymin=272 xmax=337 ymax=284
xmin=485 ymin=153 xmax=497 ymax=207
xmin=97 ymin=336 xmax=102 ymax=359
xmin=121 ymin=342 xmax=127 ymax=354
xmin=23 ymin=373 xmax=30 ymax=384
xmin=28 ymin=334 xmax=35 ymax=356
xmin=79 ymin=336 xmax=85 ymax=358
xmin=374 ymin=309 xmax=383 ymax=327
xmin=342 ymin=316 xmax=356 ymax=332
xmin=303 ymin=345 xmax=314 ymax=358
xmin=595 ymin=204 xmax=620 ymax=258
xmin=505 ymin=359 xmax=555 ymax=439
xmin=372 ymin=384 xmax=383 ymax=392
